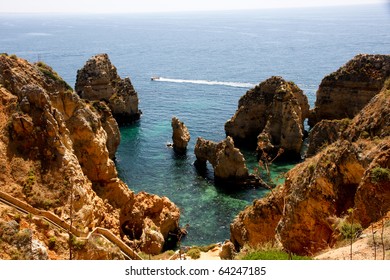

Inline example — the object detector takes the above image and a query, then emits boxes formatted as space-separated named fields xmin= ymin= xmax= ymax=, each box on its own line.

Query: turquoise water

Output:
xmin=1 ymin=4 xmax=389 ymax=245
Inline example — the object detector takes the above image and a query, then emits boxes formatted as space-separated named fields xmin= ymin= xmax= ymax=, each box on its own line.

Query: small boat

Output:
xmin=151 ymin=76 xmax=160 ymax=81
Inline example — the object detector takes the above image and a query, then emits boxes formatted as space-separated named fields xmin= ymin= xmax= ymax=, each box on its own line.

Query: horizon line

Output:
xmin=0 ymin=2 xmax=385 ymax=16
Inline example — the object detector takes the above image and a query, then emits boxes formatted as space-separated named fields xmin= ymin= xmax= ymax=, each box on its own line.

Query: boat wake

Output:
xmin=151 ymin=76 xmax=255 ymax=88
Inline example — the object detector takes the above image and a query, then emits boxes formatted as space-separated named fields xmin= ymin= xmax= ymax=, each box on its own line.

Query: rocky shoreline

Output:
xmin=0 ymin=53 xmax=180 ymax=259
xmin=229 ymin=54 xmax=390 ymax=257
xmin=0 ymin=53 xmax=389 ymax=259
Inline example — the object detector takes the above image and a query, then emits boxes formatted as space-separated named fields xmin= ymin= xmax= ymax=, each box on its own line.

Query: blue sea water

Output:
xmin=1 ymin=4 xmax=389 ymax=246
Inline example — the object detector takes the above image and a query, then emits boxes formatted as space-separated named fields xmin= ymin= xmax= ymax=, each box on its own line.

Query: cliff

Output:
xmin=225 ymin=76 xmax=309 ymax=158
xmin=0 ymin=54 xmax=180 ymax=259
xmin=75 ymin=54 xmax=141 ymax=125
xmin=308 ymin=54 xmax=390 ymax=127
xmin=230 ymin=80 xmax=390 ymax=256
xmin=305 ymin=118 xmax=350 ymax=157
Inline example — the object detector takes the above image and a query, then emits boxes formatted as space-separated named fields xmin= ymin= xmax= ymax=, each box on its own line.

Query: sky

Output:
xmin=1 ymin=0 xmax=387 ymax=14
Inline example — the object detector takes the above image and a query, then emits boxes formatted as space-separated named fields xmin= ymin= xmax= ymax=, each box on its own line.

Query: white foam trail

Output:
xmin=153 ymin=77 xmax=255 ymax=88
xmin=26 ymin=32 xmax=52 ymax=36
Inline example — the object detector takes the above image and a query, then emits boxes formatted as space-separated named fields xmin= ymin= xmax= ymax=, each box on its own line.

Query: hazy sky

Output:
xmin=1 ymin=0 xmax=386 ymax=13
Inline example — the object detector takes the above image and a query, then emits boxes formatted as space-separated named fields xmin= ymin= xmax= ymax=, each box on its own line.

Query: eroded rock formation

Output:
xmin=306 ymin=118 xmax=350 ymax=157
xmin=75 ymin=54 xmax=141 ymax=125
xmin=225 ymin=76 xmax=309 ymax=158
xmin=230 ymin=81 xmax=390 ymax=255
xmin=171 ymin=116 xmax=190 ymax=154
xmin=0 ymin=54 xmax=179 ymax=258
xmin=194 ymin=137 xmax=249 ymax=182
xmin=308 ymin=54 xmax=390 ymax=127
xmin=119 ymin=192 xmax=181 ymax=255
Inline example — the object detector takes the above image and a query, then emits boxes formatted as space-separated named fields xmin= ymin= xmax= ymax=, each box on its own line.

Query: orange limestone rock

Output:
xmin=225 ymin=76 xmax=309 ymax=159
xmin=194 ymin=136 xmax=249 ymax=182
xmin=75 ymin=53 xmax=141 ymax=125
xmin=230 ymin=80 xmax=390 ymax=256
xmin=308 ymin=54 xmax=390 ymax=127
xmin=171 ymin=116 xmax=190 ymax=154
xmin=0 ymin=54 xmax=180 ymax=258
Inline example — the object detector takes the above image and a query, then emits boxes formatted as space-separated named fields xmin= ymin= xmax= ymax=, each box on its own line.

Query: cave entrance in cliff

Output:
xmin=336 ymin=183 xmax=359 ymax=216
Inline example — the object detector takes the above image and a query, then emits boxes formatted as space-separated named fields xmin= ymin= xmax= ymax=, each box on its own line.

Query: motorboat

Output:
xmin=151 ymin=76 xmax=160 ymax=81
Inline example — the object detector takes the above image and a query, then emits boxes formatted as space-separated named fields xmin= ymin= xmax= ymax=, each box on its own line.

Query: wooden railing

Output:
xmin=0 ymin=190 xmax=142 ymax=260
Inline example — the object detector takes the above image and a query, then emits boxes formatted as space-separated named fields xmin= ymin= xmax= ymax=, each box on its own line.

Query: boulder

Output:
xmin=171 ymin=116 xmax=190 ymax=154
xmin=308 ymin=54 xmax=390 ymax=127
xmin=75 ymin=54 xmax=141 ymax=125
xmin=225 ymin=76 xmax=309 ymax=159
xmin=219 ymin=240 xmax=236 ymax=260
xmin=140 ymin=218 xmax=165 ymax=255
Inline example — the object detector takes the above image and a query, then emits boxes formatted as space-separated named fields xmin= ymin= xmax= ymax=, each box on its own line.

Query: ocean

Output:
xmin=1 ymin=3 xmax=389 ymax=246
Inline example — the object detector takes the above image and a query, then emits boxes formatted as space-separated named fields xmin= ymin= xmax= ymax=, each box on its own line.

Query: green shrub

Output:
xmin=241 ymin=249 xmax=311 ymax=260
xmin=48 ymin=236 xmax=56 ymax=250
xmin=339 ymin=221 xmax=363 ymax=239
xmin=14 ymin=213 xmax=21 ymax=223
xmin=360 ymin=131 xmax=370 ymax=139
xmin=35 ymin=61 xmax=72 ymax=90
xmin=23 ymin=169 xmax=36 ymax=195
xmin=198 ymin=243 xmax=218 ymax=252
xmin=186 ymin=248 xmax=201 ymax=259
xmin=370 ymin=167 xmax=390 ymax=184
xmin=70 ymin=236 xmax=86 ymax=250
xmin=15 ymin=229 xmax=31 ymax=244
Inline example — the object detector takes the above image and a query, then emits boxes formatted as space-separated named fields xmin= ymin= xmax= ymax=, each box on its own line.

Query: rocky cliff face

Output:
xmin=230 ymin=81 xmax=390 ymax=256
xmin=308 ymin=54 xmax=390 ymax=127
xmin=305 ymin=119 xmax=350 ymax=157
xmin=194 ymin=137 xmax=249 ymax=182
xmin=0 ymin=54 xmax=179 ymax=259
xmin=171 ymin=116 xmax=190 ymax=154
xmin=75 ymin=54 xmax=141 ymax=125
xmin=225 ymin=76 xmax=309 ymax=158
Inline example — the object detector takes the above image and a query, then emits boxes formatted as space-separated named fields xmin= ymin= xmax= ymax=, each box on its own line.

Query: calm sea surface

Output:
xmin=1 ymin=4 xmax=389 ymax=245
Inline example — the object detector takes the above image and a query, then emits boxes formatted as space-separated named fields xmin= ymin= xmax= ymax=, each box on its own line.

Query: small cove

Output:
xmin=1 ymin=3 xmax=388 ymax=245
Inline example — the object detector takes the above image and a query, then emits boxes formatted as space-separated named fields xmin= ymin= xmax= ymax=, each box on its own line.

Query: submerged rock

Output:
xmin=75 ymin=53 xmax=141 ymax=125
xmin=171 ymin=116 xmax=190 ymax=154
xmin=308 ymin=54 xmax=390 ymax=127
xmin=225 ymin=76 xmax=309 ymax=159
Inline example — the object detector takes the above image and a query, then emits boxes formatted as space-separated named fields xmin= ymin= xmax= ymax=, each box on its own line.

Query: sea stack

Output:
xmin=171 ymin=116 xmax=190 ymax=154
xmin=225 ymin=76 xmax=309 ymax=159
xmin=75 ymin=53 xmax=141 ymax=125
xmin=194 ymin=136 xmax=249 ymax=183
